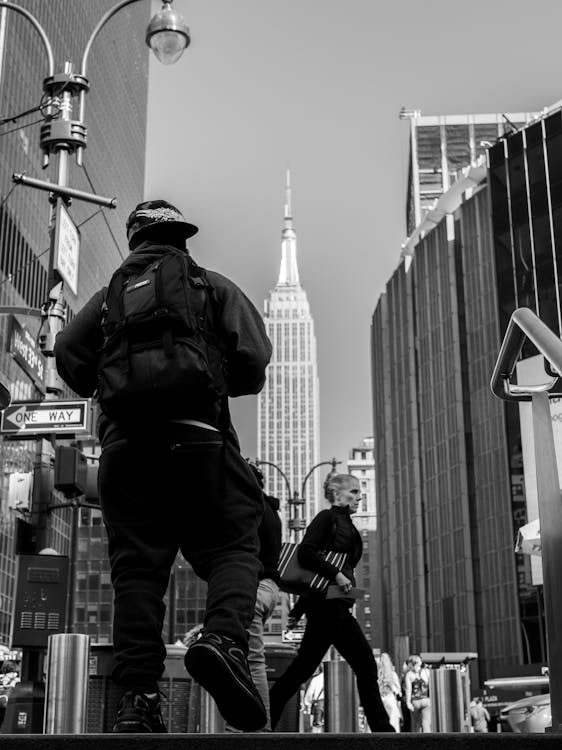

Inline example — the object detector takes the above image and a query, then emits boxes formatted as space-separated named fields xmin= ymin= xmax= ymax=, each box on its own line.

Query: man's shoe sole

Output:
xmin=186 ymin=642 xmax=266 ymax=731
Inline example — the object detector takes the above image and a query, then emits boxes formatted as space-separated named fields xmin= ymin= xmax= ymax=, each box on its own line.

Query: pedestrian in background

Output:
xmin=225 ymin=461 xmax=281 ymax=732
xmin=470 ymin=696 xmax=490 ymax=732
xmin=269 ymin=473 xmax=394 ymax=732
xmin=399 ymin=661 xmax=411 ymax=731
xmin=404 ymin=654 xmax=431 ymax=732
xmin=303 ymin=667 xmax=325 ymax=732
xmin=55 ymin=199 xmax=272 ymax=733
xmin=377 ymin=652 xmax=402 ymax=731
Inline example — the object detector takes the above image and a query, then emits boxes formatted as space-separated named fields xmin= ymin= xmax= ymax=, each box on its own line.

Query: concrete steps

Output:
xmin=0 ymin=733 xmax=561 ymax=749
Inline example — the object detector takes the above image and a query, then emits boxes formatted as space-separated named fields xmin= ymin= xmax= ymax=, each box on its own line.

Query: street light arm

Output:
xmin=0 ymin=2 xmax=54 ymax=77
xmin=80 ymin=0 xmax=146 ymax=77
xmin=301 ymin=458 xmax=341 ymax=498
xmin=77 ymin=0 xmax=146 ymax=130
xmin=255 ymin=459 xmax=293 ymax=501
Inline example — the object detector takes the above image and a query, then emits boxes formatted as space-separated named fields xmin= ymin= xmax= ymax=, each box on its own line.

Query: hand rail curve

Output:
xmin=490 ymin=307 xmax=562 ymax=402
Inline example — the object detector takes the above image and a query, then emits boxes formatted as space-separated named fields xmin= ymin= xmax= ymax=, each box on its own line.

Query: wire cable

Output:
xmin=0 ymin=245 xmax=50 ymax=292
xmin=81 ymin=164 xmax=125 ymax=260
xmin=0 ymin=117 xmax=44 ymax=137
xmin=0 ymin=81 xmax=67 ymax=127
xmin=0 ymin=181 xmax=20 ymax=212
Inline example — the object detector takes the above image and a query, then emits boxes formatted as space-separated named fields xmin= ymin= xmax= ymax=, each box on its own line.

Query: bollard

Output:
xmin=44 ymin=633 xmax=90 ymax=734
xmin=324 ymin=659 xmax=359 ymax=732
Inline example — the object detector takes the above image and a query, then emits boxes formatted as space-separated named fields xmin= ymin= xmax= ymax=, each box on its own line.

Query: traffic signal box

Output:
xmin=53 ymin=445 xmax=98 ymax=502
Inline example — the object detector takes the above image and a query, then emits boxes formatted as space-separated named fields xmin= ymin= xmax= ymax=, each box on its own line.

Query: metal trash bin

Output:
xmin=324 ymin=658 xmax=359 ymax=732
xmin=44 ymin=633 xmax=90 ymax=733
xmin=0 ymin=681 xmax=45 ymax=734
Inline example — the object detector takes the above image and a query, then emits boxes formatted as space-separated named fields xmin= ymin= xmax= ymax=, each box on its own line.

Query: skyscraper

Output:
xmin=372 ymin=105 xmax=562 ymax=693
xmin=258 ymin=172 xmax=320 ymax=537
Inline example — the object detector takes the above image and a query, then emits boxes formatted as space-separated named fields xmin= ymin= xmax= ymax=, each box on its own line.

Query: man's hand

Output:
xmin=334 ymin=572 xmax=352 ymax=592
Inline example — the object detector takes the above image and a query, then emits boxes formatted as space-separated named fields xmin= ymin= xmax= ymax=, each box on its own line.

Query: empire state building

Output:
xmin=258 ymin=173 xmax=321 ymax=536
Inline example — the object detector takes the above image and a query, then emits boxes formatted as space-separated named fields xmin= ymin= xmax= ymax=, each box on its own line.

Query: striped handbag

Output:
xmin=278 ymin=541 xmax=347 ymax=594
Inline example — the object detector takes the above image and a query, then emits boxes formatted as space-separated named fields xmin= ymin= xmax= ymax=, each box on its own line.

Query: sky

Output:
xmin=145 ymin=0 xmax=562 ymax=466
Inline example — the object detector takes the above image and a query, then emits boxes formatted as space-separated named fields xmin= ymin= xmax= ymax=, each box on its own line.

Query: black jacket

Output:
xmin=298 ymin=505 xmax=362 ymax=587
xmin=54 ymin=242 xmax=272 ymax=443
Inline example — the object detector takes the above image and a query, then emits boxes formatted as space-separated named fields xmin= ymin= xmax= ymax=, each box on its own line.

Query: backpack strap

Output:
xmin=102 ymin=268 xmax=133 ymax=375
xmin=188 ymin=260 xmax=231 ymax=438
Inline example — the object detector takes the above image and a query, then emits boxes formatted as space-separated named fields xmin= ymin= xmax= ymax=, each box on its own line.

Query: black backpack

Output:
xmin=96 ymin=246 xmax=227 ymax=422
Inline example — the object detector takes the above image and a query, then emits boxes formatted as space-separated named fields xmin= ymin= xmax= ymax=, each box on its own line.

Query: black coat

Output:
xmin=298 ymin=505 xmax=362 ymax=587
xmin=54 ymin=241 xmax=272 ymax=444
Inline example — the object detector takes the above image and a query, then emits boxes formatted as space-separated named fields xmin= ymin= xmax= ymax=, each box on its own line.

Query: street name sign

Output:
xmin=53 ymin=201 xmax=80 ymax=295
xmin=0 ymin=399 xmax=91 ymax=436
xmin=7 ymin=316 xmax=46 ymax=392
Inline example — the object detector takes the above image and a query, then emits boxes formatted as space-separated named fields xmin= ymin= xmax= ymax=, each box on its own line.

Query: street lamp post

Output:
xmin=255 ymin=457 xmax=341 ymax=542
xmin=0 ymin=0 xmax=190 ymax=548
xmin=0 ymin=0 xmax=190 ymax=399
xmin=0 ymin=1 xmax=190 ymax=725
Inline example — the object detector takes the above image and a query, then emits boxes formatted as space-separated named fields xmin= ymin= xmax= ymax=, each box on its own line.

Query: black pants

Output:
xmin=270 ymin=598 xmax=394 ymax=732
xmin=99 ymin=425 xmax=263 ymax=691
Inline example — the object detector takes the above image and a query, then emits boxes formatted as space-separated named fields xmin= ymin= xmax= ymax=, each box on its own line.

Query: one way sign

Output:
xmin=0 ymin=400 xmax=91 ymax=436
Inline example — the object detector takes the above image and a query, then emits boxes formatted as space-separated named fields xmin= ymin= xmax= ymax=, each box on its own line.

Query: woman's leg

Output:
xmin=269 ymin=605 xmax=332 ymax=729
xmin=419 ymin=698 xmax=432 ymax=732
xmin=331 ymin=609 xmax=394 ymax=732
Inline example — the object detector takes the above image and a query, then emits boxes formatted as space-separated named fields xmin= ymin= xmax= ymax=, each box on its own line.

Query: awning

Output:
xmin=484 ymin=676 xmax=549 ymax=690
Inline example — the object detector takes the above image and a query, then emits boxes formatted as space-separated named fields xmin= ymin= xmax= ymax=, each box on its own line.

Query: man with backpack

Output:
xmin=54 ymin=199 xmax=272 ymax=733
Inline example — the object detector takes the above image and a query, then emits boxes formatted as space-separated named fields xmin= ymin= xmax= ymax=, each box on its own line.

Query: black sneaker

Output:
xmin=112 ymin=690 xmax=167 ymax=733
xmin=185 ymin=631 xmax=267 ymax=731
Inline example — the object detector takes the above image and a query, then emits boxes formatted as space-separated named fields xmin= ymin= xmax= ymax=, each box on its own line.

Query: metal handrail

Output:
xmin=490 ymin=307 xmax=562 ymax=401
xmin=491 ymin=306 xmax=562 ymax=731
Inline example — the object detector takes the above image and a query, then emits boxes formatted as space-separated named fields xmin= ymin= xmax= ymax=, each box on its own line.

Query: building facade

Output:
xmin=372 ymin=107 xmax=559 ymax=688
xmin=0 ymin=0 xmax=150 ymax=645
xmin=401 ymin=109 xmax=536 ymax=237
xmin=258 ymin=173 xmax=320 ymax=538
xmin=347 ymin=436 xmax=379 ymax=643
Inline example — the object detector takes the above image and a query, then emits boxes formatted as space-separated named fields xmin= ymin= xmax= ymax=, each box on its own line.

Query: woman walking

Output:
xmin=269 ymin=473 xmax=394 ymax=732
xmin=404 ymin=654 xmax=431 ymax=732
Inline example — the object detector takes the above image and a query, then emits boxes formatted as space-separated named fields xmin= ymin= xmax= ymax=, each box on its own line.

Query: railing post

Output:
xmin=532 ymin=392 xmax=562 ymax=732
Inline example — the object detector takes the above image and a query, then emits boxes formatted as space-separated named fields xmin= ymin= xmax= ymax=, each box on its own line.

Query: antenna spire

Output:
xmin=277 ymin=169 xmax=300 ymax=286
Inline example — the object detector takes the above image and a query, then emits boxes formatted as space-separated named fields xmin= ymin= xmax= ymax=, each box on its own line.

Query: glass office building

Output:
xmin=372 ymin=106 xmax=560 ymax=685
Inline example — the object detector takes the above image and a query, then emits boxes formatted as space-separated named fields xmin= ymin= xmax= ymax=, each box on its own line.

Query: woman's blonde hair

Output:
xmin=323 ymin=473 xmax=356 ymax=504
xmin=378 ymin=652 xmax=396 ymax=682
